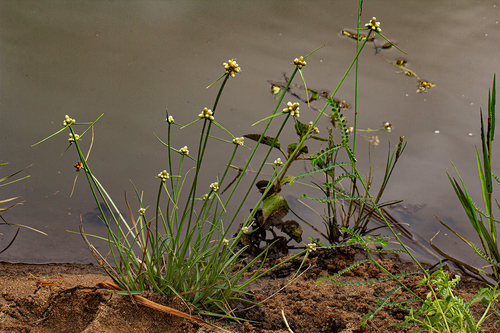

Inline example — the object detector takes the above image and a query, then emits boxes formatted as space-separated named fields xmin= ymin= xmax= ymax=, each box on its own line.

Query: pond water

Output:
xmin=2 ymin=1 xmax=500 ymax=265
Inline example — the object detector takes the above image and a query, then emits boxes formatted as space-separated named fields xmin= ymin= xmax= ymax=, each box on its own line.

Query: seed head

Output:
xmin=210 ymin=182 xmax=219 ymax=192
xmin=199 ymin=107 xmax=214 ymax=121
xmin=223 ymin=59 xmax=241 ymax=77
xmin=306 ymin=243 xmax=317 ymax=252
xmin=309 ymin=121 xmax=319 ymax=134
xmin=293 ymin=56 xmax=307 ymax=69
xmin=283 ymin=102 xmax=300 ymax=118
xmin=157 ymin=170 xmax=170 ymax=181
xmin=365 ymin=17 xmax=381 ymax=32
xmin=232 ymin=137 xmax=245 ymax=146
xmin=63 ymin=115 xmax=75 ymax=126
xmin=68 ymin=133 xmax=80 ymax=143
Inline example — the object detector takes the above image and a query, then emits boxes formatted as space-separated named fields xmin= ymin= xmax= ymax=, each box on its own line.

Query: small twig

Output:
xmin=282 ymin=309 xmax=294 ymax=333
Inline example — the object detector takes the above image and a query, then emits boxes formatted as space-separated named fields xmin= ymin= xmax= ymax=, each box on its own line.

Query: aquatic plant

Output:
xmin=432 ymin=75 xmax=500 ymax=283
xmin=0 ymin=163 xmax=46 ymax=254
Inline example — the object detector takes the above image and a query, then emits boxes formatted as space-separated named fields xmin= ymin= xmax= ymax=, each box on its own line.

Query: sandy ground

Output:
xmin=1 ymin=248 xmax=498 ymax=333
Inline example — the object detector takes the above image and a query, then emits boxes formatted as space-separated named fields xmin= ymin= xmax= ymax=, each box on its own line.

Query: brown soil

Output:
xmin=1 ymin=248 xmax=498 ymax=333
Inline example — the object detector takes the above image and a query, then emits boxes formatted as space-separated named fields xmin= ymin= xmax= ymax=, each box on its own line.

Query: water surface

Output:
xmin=1 ymin=1 xmax=500 ymax=264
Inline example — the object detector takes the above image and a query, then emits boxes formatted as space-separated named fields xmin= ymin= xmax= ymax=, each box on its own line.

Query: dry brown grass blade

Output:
xmin=96 ymin=281 xmax=232 ymax=333
xmin=282 ymin=309 xmax=294 ymax=333
xmin=430 ymin=230 xmax=494 ymax=284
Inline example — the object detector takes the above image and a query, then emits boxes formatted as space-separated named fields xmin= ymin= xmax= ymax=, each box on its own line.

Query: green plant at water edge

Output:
xmin=295 ymin=100 xmax=405 ymax=244
xmin=431 ymin=75 xmax=500 ymax=283
xmin=32 ymin=56 xmax=326 ymax=317
xmin=0 ymin=163 xmax=46 ymax=254
xmin=309 ymin=8 xmax=495 ymax=331
xmin=244 ymin=18 xmax=406 ymax=250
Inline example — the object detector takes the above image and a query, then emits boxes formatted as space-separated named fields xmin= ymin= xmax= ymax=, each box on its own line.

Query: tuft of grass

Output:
xmin=433 ymin=75 xmax=500 ymax=283
xmin=1 ymin=163 xmax=46 ymax=254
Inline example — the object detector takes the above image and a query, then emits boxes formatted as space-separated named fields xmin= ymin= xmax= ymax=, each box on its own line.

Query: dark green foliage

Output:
xmin=244 ymin=134 xmax=281 ymax=149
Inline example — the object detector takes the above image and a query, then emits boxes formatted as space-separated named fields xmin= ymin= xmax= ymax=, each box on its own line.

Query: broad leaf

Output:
xmin=244 ymin=134 xmax=280 ymax=149
xmin=262 ymin=193 xmax=289 ymax=227
xmin=287 ymin=143 xmax=308 ymax=157
xmin=279 ymin=220 xmax=302 ymax=242
xmin=294 ymin=120 xmax=309 ymax=139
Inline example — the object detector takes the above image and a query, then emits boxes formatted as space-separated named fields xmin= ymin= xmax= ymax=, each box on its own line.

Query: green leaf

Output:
xmin=307 ymin=88 xmax=319 ymax=102
xmin=287 ymin=143 xmax=308 ymax=157
xmin=262 ymin=193 xmax=289 ymax=226
xmin=244 ymin=134 xmax=280 ymax=149
xmin=297 ymin=161 xmax=351 ymax=180
xmin=279 ymin=220 xmax=302 ymax=242
xmin=281 ymin=175 xmax=295 ymax=186
xmin=309 ymin=135 xmax=328 ymax=142
xmin=294 ymin=120 xmax=310 ymax=139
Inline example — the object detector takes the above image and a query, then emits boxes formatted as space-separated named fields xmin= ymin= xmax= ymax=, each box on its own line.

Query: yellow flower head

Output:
xmin=365 ymin=17 xmax=381 ymax=32
xmin=223 ymin=59 xmax=241 ymax=77
xmin=199 ymin=107 xmax=214 ymax=121
xmin=293 ymin=56 xmax=307 ymax=69
xmin=283 ymin=102 xmax=300 ymax=118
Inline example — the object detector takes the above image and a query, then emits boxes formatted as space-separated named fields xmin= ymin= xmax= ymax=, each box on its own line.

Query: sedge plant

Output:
xmin=32 ymin=58 xmax=323 ymax=318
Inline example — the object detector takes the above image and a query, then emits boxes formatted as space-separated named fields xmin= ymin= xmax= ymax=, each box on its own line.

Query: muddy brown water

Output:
xmin=1 ymin=1 xmax=500 ymax=265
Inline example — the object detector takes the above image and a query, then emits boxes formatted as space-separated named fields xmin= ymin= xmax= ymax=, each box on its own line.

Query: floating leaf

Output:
xmin=244 ymin=134 xmax=280 ymax=149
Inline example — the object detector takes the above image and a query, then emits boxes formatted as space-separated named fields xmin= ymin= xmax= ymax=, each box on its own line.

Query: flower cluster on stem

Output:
xmin=305 ymin=243 xmax=317 ymax=253
xmin=309 ymin=121 xmax=320 ymax=134
xmin=167 ymin=115 xmax=175 ymax=124
xmin=274 ymin=158 xmax=283 ymax=166
xmin=365 ymin=17 xmax=381 ymax=32
xmin=210 ymin=182 xmax=219 ymax=192
xmin=157 ymin=170 xmax=170 ymax=182
xmin=283 ymin=102 xmax=300 ymax=118
xmin=63 ymin=115 xmax=75 ymax=126
xmin=68 ymin=133 xmax=80 ymax=143
xmin=223 ymin=59 xmax=241 ymax=77
xmin=293 ymin=56 xmax=307 ymax=69
xmin=232 ymin=137 xmax=244 ymax=146
xmin=179 ymin=146 xmax=189 ymax=155
xmin=199 ymin=107 xmax=214 ymax=121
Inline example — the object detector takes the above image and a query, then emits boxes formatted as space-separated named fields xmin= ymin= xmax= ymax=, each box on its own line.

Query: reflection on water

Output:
xmin=1 ymin=1 xmax=500 ymax=263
